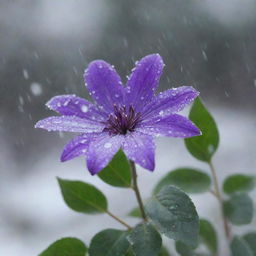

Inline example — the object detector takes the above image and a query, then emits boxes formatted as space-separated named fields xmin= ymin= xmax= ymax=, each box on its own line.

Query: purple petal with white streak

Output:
xmin=61 ymin=133 xmax=99 ymax=162
xmin=137 ymin=114 xmax=201 ymax=138
xmin=46 ymin=95 xmax=106 ymax=121
xmin=84 ymin=60 xmax=125 ymax=113
xmin=35 ymin=116 xmax=104 ymax=133
xmin=86 ymin=133 xmax=123 ymax=175
xmin=122 ymin=132 xmax=155 ymax=171
xmin=125 ymin=54 xmax=164 ymax=111
xmin=142 ymin=86 xmax=199 ymax=120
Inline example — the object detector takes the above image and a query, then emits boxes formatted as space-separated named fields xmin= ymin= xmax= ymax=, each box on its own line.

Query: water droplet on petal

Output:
xmin=63 ymin=100 xmax=69 ymax=106
xmin=159 ymin=110 xmax=164 ymax=116
xmin=104 ymin=142 xmax=112 ymax=148
xmin=81 ymin=105 xmax=88 ymax=113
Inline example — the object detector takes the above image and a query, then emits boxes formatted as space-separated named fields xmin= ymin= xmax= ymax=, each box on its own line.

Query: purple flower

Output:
xmin=35 ymin=54 xmax=200 ymax=175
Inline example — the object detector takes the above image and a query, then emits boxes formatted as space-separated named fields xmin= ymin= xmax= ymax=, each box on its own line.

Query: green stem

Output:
xmin=105 ymin=209 xmax=132 ymax=229
xmin=208 ymin=160 xmax=231 ymax=240
xmin=130 ymin=161 xmax=147 ymax=221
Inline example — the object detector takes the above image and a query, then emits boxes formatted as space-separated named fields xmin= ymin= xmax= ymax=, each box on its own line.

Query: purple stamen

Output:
xmin=103 ymin=105 xmax=142 ymax=135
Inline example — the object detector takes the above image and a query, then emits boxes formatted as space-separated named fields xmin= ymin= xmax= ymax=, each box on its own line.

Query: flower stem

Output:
xmin=208 ymin=160 xmax=231 ymax=239
xmin=130 ymin=161 xmax=147 ymax=221
xmin=105 ymin=209 xmax=132 ymax=229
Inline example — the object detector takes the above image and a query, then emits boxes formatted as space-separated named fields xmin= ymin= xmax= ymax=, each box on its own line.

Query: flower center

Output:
xmin=103 ymin=105 xmax=142 ymax=135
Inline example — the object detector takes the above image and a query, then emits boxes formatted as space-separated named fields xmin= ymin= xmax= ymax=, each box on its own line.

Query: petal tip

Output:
xmin=86 ymin=157 xmax=103 ymax=176
xmin=191 ymin=124 xmax=202 ymax=137
xmin=83 ymin=61 xmax=108 ymax=80
xmin=86 ymin=60 xmax=108 ymax=71
xmin=148 ymin=163 xmax=155 ymax=172
xmin=144 ymin=53 xmax=164 ymax=65
xmin=197 ymin=129 xmax=203 ymax=136
xmin=45 ymin=98 xmax=54 ymax=110
xmin=34 ymin=120 xmax=43 ymax=129
xmin=60 ymin=152 xmax=68 ymax=162
xmin=87 ymin=165 xmax=100 ymax=176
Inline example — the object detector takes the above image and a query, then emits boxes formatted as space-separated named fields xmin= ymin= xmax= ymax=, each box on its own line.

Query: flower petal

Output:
xmin=46 ymin=95 xmax=106 ymax=121
xmin=61 ymin=133 xmax=98 ymax=162
xmin=122 ymin=132 xmax=155 ymax=171
xmin=86 ymin=133 xmax=123 ymax=175
xmin=35 ymin=116 xmax=104 ymax=133
xmin=137 ymin=114 xmax=201 ymax=138
xmin=142 ymin=86 xmax=199 ymax=120
xmin=125 ymin=54 xmax=164 ymax=111
xmin=84 ymin=60 xmax=124 ymax=113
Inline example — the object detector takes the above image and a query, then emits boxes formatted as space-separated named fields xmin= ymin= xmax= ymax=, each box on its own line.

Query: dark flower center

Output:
xmin=103 ymin=105 xmax=142 ymax=135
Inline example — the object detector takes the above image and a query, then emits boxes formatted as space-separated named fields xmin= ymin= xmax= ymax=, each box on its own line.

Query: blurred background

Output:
xmin=1 ymin=0 xmax=256 ymax=255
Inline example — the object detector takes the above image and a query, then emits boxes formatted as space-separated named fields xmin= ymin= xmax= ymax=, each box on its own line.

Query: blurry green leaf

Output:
xmin=175 ymin=242 xmax=210 ymax=256
xmin=224 ymin=193 xmax=253 ymax=225
xmin=223 ymin=174 xmax=255 ymax=195
xmin=128 ymin=206 xmax=142 ymax=218
xmin=89 ymin=229 xmax=129 ymax=256
xmin=128 ymin=223 xmax=162 ymax=256
xmin=154 ymin=168 xmax=211 ymax=194
xmin=58 ymin=178 xmax=107 ymax=214
xmin=199 ymin=219 xmax=217 ymax=253
xmin=145 ymin=185 xmax=199 ymax=248
xmin=243 ymin=232 xmax=256 ymax=255
xmin=184 ymin=98 xmax=219 ymax=162
xmin=39 ymin=237 xmax=87 ymax=256
xmin=125 ymin=246 xmax=170 ymax=256
xmin=158 ymin=246 xmax=170 ymax=256
xmin=231 ymin=237 xmax=253 ymax=256
xmin=175 ymin=241 xmax=196 ymax=256
xmin=124 ymin=248 xmax=135 ymax=256
xmin=98 ymin=150 xmax=131 ymax=188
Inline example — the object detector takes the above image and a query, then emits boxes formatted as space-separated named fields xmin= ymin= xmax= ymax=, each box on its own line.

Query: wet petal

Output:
xmin=35 ymin=116 xmax=104 ymax=133
xmin=86 ymin=133 xmax=123 ymax=175
xmin=84 ymin=60 xmax=125 ymax=113
xmin=122 ymin=132 xmax=155 ymax=171
xmin=125 ymin=54 xmax=164 ymax=111
xmin=142 ymin=86 xmax=199 ymax=120
xmin=137 ymin=114 xmax=201 ymax=138
xmin=61 ymin=133 xmax=98 ymax=162
xmin=46 ymin=95 xmax=106 ymax=121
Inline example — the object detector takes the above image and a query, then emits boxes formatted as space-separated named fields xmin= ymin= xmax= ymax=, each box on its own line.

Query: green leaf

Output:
xmin=230 ymin=237 xmax=253 ymax=256
xmin=98 ymin=150 xmax=132 ymax=188
xmin=243 ymin=232 xmax=256 ymax=255
xmin=125 ymin=246 xmax=170 ymax=256
xmin=224 ymin=193 xmax=253 ymax=225
xmin=184 ymin=98 xmax=219 ymax=162
xmin=128 ymin=206 xmax=142 ymax=218
xmin=145 ymin=185 xmax=199 ymax=247
xmin=58 ymin=178 xmax=107 ymax=214
xmin=127 ymin=223 xmax=162 ymax=256
xmin=199 ymin=219 xmax=217 ymax=253
xmin=89 ymin=229 xmax=130 ymax=256
xmin=158 ymin=247 xmax=170 ymax=256
xmin=39 ymin=237 xmax=87 ymax=256
xmin=223 ymin=174 xmax=255 ymax=195
xmin=175 ymin=241 xmax=196 ymax=256
xmin=124 ymin=248 xmax=135 ymax=256
xmin=154 ymin=168 xmax=211 ymax=194
xmin=175 ymin=242 xmax=209 ymax=256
